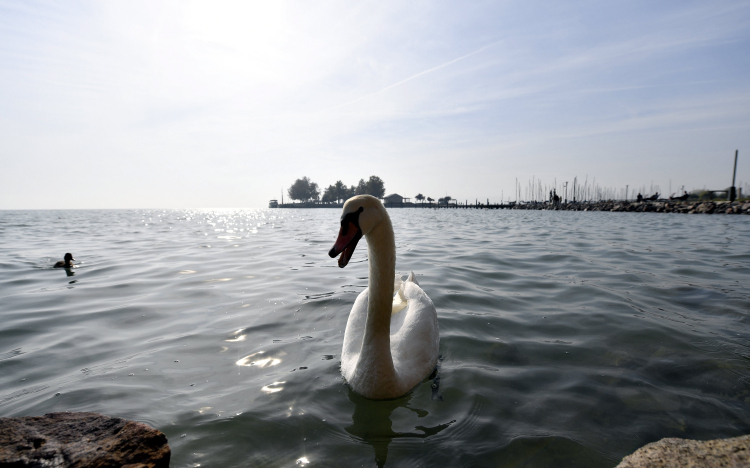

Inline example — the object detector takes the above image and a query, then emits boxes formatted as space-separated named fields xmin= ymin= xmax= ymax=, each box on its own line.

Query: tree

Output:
xmin=288 ymin=177 xmax=320 ymax=202
xmin=355 ymin=176 xmax=386 ymax=198
xmin=309 ymin=182 xmax=320 ymax=201
xmin=345 ymin=185 xmax=356 ymax=202
xmin=322 ymin=181 xmax=356 ymax=204
xmin=367 ymin=176 xmax=385 ymax=198
xmin=334 ymin=180 xmax=354 ymax=203
xmin=368 ymin=176 xmax=385 ymax=198
xmin=427 ymin=197 xmax=434 ymax=205
xmin=322 ymin=185 xmax=336 ymax=203
xmin=415 ymin=193 xmax=424 ymax=204
xmin=355 ymin=179 xmax=367 ymax=195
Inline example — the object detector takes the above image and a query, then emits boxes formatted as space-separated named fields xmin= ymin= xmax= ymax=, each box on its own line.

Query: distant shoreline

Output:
xmin=273 ymin=200 xmax=750 ymax=214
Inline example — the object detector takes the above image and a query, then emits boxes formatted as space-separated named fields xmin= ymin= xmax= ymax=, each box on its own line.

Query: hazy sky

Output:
xmin=1 ymin=1 xmax=749 ymax=208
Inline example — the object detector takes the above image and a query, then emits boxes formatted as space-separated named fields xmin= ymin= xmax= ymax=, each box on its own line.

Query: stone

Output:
xmin=0 ymin=412 xmax=170 ymax=468
xmin=697 ymin=203 xmax=715 ymax=214
xmin=504 ymin=199 xmax=744 ymax=214
xmin=615 ymin=434 xmax=750 ymax=468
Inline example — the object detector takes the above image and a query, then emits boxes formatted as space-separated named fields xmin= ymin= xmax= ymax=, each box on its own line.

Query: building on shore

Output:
xmin=383 ymin=193 xmax=415 ymax=207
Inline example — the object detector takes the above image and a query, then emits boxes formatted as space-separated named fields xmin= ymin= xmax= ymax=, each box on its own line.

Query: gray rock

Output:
xmin=616 ymin=434 xmax=750 ymax=468
xmin=0 ymin=411 xmax=170 ymax=468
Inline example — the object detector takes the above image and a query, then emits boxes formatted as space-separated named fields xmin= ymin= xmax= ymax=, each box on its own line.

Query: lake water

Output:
xmin=1 ymin=208 xmax=749 ymax=467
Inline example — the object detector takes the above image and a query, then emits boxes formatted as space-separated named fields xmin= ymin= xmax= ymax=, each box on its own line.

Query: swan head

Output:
xmin=328 ymin=195 xmax=387 ymax=268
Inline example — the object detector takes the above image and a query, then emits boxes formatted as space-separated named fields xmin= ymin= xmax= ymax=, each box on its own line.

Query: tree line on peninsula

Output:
xmin=287 ymin=176 xmax=385 ymax=203
xmin=286 ymin=175 xmax=447 ymax=205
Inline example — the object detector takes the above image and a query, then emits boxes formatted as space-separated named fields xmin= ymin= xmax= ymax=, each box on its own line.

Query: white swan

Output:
xmin=328 ymin=195 xmax=439 ymax=399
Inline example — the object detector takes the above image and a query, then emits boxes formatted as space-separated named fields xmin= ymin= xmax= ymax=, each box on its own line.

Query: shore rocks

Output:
xmin=616 ymin=434 xmax=750 ymax=468
xmin=511 ymin=200 xmax=750 ymax=214
xmin=0 ymin=412 xmax=170 ymax=468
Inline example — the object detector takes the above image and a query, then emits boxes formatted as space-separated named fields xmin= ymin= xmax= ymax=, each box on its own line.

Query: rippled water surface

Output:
xmin=1 ymin=208 xmax=749 ymax=467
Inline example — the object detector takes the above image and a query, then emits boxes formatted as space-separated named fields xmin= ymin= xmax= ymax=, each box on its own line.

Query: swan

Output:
xmin=328 ymin=195 xmax=439 ymax=399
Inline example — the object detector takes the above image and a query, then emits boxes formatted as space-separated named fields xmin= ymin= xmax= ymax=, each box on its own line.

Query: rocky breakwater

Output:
xmin=513 ymin=200 xmax=750 ymax=214
xmin=0 ymin=412 xmax=170 ymax=468
xmin=615 ymin=434 xmax=750 ymax=468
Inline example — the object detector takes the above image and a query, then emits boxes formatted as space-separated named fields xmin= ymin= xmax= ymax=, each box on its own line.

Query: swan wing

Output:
xmin=390 ymin=278 xmax=439 ymax=390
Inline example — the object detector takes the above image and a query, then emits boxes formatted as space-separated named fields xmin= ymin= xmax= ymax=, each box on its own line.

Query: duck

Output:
xmin=328 ymin=195 xmax=439 ymax=399
xmin=54 ymin=253 xmax=75 ymax=268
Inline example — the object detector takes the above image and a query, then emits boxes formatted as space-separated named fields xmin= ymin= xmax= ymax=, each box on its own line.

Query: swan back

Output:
xmin=341 ymin=273 xmax=439 ymax=398
xmin=389 ymin=278 xmax=439 ymax=388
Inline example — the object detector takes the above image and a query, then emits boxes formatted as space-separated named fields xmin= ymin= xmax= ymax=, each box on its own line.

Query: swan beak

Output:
xmin=329 ymin=221 xmax=362 ymax=268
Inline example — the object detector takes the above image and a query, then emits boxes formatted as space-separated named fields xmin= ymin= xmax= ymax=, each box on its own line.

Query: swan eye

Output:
xmin=340 ymin=207 xmax=364 ymax=231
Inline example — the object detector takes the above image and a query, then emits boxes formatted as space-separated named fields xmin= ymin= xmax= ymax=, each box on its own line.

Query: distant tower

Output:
xmin=730 ymin=150 xmax=739 ymax=202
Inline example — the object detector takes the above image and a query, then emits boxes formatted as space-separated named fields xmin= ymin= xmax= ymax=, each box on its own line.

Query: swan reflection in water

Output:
xmin=345 ymin=389 xmax=454 ymax=467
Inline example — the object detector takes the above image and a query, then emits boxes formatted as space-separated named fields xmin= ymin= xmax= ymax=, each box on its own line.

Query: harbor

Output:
xmin=272 ymin=152 xmax=747 ymax=214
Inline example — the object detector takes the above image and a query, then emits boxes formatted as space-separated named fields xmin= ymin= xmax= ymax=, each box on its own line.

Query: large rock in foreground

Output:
xmin=0 ymin=412 xmax=170 ymax=468
xmin=616 ymin=434 xmax=750 ymax=468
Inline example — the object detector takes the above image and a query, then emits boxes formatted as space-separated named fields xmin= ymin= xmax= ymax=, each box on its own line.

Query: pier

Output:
xmin=276 ymin=201 xmax=516 ymax=209
xmin=273 ymin=199 xmax=749 ymax=215
xmin=383 ymin=201 xmax=515 ymax=209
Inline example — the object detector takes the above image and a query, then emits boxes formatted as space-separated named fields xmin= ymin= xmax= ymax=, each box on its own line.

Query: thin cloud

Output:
xmin=329 ymin=40 xmax=503 ymax=110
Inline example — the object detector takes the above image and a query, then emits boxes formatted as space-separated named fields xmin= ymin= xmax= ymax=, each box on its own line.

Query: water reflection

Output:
xmin=236 ymin=351 xmax=283 ymax=368
xmin=261 ymin=381 xmax=285 ymax=393
xmin=225 ymin=335 xmax=246 ymax=342
xmin=345 ymin=389 xmax=454 ymax=467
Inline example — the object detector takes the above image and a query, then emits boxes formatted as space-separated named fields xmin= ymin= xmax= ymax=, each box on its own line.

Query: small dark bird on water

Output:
xmin=54 ymin=253 xmax=75 ymax=268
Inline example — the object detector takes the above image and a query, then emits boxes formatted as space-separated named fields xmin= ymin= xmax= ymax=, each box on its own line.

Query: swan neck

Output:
xmin=361 ymin=214 xmax=396 ymax=374
xmin=366 ymin=218 xmax=396 ymax=318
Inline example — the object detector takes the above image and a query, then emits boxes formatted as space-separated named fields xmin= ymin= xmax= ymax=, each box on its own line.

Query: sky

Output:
xmin=1 ymin=0 xmax=749 ymax=209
